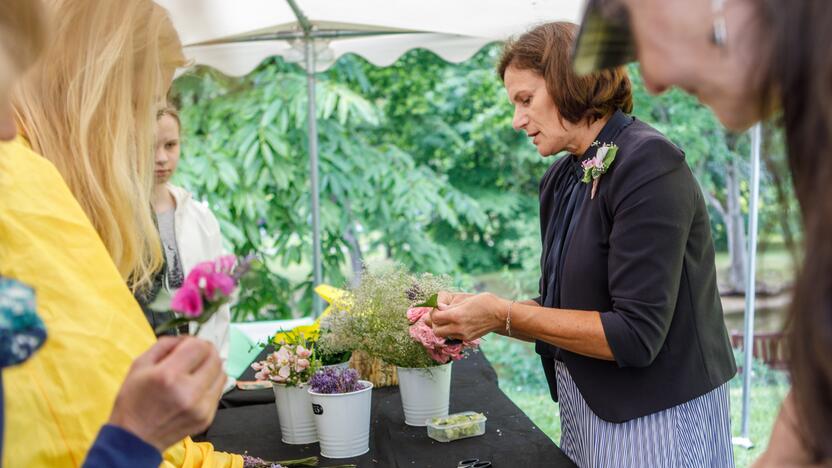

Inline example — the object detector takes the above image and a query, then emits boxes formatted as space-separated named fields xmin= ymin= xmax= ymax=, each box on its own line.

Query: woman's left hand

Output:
xmin=430 ymin=292 xmax=508 ymax=342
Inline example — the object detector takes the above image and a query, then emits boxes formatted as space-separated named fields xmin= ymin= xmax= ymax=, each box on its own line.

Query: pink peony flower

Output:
xmin=407 ymin=309 xmax=480 ymax=365
xmin=407 ymin=306 xmax=432 ymax=324
xmin=171 ymin=283 xmax=203 ymax=318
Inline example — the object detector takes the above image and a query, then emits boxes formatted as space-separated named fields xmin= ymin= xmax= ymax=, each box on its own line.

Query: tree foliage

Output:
xmin=171 ymin=49 xmax=799 ymax=320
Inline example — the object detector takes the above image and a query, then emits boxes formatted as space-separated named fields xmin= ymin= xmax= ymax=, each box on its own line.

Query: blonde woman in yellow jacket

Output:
xmin=2 ymin=0 xmax=242 ymax=466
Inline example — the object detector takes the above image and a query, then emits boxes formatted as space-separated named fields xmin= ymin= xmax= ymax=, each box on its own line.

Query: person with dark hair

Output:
xmin=431 ymin=21 xmax=737 ymax=467
xmin=571 ymin=0 xmax=832 ymax=465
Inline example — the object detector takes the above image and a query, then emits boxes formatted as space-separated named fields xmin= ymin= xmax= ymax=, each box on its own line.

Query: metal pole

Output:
xmin=305 ymin=40 xmax=323 ymax=317
xmin=286 ymin=0 xmax=323 ymax=317
xmin=733 ymin=123 xmax=762 ymax=449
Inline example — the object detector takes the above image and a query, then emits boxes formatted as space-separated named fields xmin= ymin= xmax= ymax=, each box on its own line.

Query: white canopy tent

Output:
xmin=157 ymin=0 xmax=763 ymax=447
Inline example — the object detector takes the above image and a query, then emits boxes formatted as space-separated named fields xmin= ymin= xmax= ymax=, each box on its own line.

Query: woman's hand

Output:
xmin=430 ymin=292 xmax=508 ymax=342
xmin=107 ymin=336 xmax=225 ymax=452
xmin=436 ymin=290 xmax=474 ymax=307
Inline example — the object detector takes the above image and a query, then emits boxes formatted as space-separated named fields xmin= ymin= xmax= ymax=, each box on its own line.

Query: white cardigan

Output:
xmin=168 ymin=184 xmax=235 ymax=392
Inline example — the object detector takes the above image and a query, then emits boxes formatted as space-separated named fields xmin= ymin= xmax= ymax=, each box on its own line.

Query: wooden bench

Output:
xmin=730 ymin=331 xmax=788 ymax=371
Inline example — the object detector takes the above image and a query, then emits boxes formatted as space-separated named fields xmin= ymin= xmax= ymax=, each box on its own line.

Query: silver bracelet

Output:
xmin=506 ymin=301 xmax=514 ymax=337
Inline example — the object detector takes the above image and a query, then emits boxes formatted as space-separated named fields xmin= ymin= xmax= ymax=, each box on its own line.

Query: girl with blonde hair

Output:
xmin=3 ymin=0 xmax=242 ymax=466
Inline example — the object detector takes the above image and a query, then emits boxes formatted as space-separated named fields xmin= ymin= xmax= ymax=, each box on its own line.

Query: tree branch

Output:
xmin=702 ymin=189 xmax=728 ymax=221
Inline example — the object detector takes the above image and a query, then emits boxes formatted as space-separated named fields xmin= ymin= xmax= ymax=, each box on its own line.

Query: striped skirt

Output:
xmin=555 ymin=361 xmax=734 ymax=468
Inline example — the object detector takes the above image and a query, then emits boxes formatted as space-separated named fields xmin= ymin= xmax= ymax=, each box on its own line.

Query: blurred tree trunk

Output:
xmin=704 ymin=134 xmax=748 ymax=294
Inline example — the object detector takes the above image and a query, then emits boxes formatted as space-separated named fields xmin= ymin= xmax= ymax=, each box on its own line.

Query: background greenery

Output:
xmin=171 ymin=46 xmax=799 ymax=468
xmin=172 ymin=47 xmax=800 ymax=319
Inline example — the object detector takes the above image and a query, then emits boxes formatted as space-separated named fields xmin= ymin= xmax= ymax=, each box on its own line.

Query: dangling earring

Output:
xmin=711 ymin=0 xmax=728 ymax=47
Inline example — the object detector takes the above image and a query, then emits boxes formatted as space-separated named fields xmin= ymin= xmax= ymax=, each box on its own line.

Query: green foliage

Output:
xmin=171 ymin=49 xmax=800 ymax=321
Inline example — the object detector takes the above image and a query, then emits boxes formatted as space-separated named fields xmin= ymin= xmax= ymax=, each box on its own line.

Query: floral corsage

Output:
xmin=581 ymin=141 xmax=619 ymax=199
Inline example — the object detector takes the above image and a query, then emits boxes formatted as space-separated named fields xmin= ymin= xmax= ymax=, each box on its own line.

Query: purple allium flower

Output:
xmin=309 ymin=367 xmax=366 ymax=394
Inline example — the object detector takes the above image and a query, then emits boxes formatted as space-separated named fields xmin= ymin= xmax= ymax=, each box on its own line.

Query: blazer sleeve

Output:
xmin=599 ymin=138 xmax=695 ymax=368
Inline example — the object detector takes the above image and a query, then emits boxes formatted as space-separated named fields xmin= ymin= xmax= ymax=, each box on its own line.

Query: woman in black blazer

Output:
xmin=431 ymin=22 xmax=736 ymax=468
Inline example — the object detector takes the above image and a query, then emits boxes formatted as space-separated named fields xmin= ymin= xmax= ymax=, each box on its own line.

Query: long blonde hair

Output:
xmin=14 ymin=0 xmax=186 ymax=291
xmin=0 ymin=0 xmax=48 ymax=94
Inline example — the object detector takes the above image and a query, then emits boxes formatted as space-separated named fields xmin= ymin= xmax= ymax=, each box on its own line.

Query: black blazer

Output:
xmin=534 ymin=111 xmax=736 ymax=423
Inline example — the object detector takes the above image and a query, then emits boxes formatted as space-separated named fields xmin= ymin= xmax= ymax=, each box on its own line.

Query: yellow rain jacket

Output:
xmin=0 ymin=138 xmax=242 ymax=468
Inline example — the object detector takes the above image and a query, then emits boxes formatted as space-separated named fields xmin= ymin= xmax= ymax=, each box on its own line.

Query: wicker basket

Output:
xmin=349 ymin=350 xmax=398 ymax=388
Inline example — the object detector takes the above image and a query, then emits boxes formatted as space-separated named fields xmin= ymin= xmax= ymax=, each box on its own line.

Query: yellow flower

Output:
xmin=271 ymin=284 xmax=352 ymax=344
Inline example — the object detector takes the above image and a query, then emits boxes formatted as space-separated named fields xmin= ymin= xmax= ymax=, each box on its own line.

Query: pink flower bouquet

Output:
xmin=407 ymin=305 xmax=479 ymax=364
xmin=155 ymin=254 xmax=252 ymax=335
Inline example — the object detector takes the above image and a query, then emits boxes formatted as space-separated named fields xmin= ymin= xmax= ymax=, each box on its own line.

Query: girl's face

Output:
xmin=154 ymin=114 xmax=181 ymax=185
xmin=620 ymin=0 xmax=766 ymax=131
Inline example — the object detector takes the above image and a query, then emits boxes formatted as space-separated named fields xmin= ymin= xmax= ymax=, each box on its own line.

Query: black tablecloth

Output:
xmin=203 ymin=351 xmax=576 ymax=467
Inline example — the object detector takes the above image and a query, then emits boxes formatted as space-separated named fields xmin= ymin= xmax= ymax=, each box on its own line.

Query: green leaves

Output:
xmin=415 ymin=293 xmax=439 ymax=308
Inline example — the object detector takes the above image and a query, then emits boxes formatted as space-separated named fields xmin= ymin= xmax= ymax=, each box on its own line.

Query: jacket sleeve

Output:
xmin=81 ymin=425 xmax=161 ymax=468
xmin=598 ymin=138 xmax=695 ymax=368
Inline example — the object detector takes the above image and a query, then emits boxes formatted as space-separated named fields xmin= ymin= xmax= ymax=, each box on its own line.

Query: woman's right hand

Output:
xmin=436 ymin=291 xmax=474 ymax=307
xmin=107 ymin=336 xmax=225 ymax=452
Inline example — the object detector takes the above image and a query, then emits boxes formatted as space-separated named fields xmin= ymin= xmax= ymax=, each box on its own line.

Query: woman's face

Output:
xmin=154 ymin=114 xmax=180 ymax=185
xmin=504 ymin=65 xmax=582 ymax=156
xmin=619 ymin=0 xmax=764 ymax=131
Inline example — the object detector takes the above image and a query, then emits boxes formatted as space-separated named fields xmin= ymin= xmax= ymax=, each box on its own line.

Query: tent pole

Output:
xmin=733 ymin=123 xmax=762 ymax=449
xmin=287 ymin=0 xmax=323 ymax=317
xmin=305 ymin=39 xmax=323 ymax=318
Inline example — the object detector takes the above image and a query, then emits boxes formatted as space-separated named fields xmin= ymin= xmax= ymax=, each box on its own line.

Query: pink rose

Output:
xmin=295 ymin=358 xmax=310 ymax=372
xmin=407 ymin=307 xmax=432 ymax=324
xmin=171 ymin=283 xmax=203 ymax=318
xmin=251 ymin=362 xmax=263 ymax=371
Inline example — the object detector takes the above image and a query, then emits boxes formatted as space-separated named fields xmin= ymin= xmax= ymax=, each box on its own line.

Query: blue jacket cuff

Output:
xmin=82 ymin=424 xmax=161 ymax=468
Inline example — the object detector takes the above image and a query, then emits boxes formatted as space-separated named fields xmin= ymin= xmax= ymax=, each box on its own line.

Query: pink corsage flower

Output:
xmin=581 ymin=142 xmax=619 ymax=200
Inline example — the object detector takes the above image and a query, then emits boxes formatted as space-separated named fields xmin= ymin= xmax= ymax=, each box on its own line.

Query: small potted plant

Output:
xmin=307 ymin=367 xmax=373 ymax=459
xmin=252 ymin=336 xmax=320 ymax=444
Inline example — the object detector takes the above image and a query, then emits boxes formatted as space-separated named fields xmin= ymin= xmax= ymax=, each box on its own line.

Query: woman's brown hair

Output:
xmin=498 ymin=21 xmax=633 ymax=124
xmin=761 ymin=0 xmax=832 ymax=460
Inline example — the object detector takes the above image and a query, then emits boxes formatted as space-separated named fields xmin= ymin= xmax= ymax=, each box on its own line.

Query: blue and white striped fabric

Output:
xmin=555 ymin=361 xmax=734 ymax=468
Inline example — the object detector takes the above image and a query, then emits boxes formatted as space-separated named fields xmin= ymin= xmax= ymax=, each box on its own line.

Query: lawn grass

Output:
xmin=479 ymin=334 xmax=787 ymax=468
